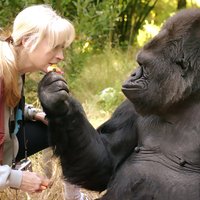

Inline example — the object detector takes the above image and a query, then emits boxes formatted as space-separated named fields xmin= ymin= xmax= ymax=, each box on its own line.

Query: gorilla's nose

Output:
xmin=122 ymin=66 xmax=144 ymax=90
xmin=131 ymin=67 xmax=143 ymax=80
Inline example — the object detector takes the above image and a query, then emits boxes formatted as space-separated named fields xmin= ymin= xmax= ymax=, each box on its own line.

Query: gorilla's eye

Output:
xmin=175 ymin=59 xmax=189 ymax=70
xmin=138 ymin=61 xmax=143 ymax=67
xmin=176 ymin=60 xmax=184 ymax=68
xmin=175 ymin=58 xmax=190 ymax=77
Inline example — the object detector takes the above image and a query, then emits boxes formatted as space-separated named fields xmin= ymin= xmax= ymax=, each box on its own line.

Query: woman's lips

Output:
xmin=42 ymin=64 xmax=64 ymax=74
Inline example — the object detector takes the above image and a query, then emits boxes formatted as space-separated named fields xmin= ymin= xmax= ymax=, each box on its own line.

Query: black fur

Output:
xmin=38 ymin=8 xmax=200 ymax=200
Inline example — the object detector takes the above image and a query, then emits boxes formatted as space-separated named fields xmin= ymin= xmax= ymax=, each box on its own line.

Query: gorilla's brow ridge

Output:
xmin=144 ymin=29 xmax=169 ymax=51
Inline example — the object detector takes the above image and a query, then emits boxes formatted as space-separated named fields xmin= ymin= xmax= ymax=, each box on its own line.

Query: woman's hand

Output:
xmin=34 ymin=112 xmax=48 ymax=125
xmin=20 ymin=171 xmax=50 ymax=193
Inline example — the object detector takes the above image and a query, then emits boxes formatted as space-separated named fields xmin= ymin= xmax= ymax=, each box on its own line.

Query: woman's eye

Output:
xmin=54 ymin=44 xmax=65 ymax=50
xmin=54 ymin=45 xmax=60 ymax=50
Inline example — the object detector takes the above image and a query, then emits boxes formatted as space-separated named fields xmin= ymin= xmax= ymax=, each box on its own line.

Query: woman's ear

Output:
xmin=21 ymin=36 xmax=31 ymax=48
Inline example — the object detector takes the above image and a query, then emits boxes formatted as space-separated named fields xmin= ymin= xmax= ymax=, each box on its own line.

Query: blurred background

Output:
xmin=0 ymin=0 xmax=199 ymax=199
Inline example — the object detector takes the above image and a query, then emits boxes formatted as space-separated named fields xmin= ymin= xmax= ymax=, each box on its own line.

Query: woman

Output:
xmin=0 ymin=4 xmax=76 ymax=194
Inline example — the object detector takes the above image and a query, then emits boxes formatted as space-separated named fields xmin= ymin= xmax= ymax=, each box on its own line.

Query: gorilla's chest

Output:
xmin=106 ymin=115 xmax=200 ymax=200
xmin=136 ymin=114 xmax=200 ymax=167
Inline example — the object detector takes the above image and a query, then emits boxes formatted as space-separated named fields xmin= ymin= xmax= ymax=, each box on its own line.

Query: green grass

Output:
xmin=68 ymin=47 xmax=137 ymax=112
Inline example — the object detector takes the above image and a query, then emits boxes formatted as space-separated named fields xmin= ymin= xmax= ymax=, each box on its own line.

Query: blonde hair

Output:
xmin=0 ymin=4 xmax=75 ymax=107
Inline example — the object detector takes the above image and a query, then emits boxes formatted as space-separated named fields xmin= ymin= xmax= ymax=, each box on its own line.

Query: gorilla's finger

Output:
xmin=44 ymin=80 xmax=69 ymax=93
xmin=40 ymin=72 xmax=67 ymax=87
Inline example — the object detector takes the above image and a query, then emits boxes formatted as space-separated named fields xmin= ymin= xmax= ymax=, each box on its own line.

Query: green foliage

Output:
xmin=68 ymin=47 xmax=137 ymax=111
xmin=0 ymin=0 xmax=24 ymax=28
xmin=136 ymin=20 xmax=160 ymax=47
xmin=64 ymin=43 xmax=93 ymax=81
xmin=97 ymin=87 xmax=124 ymax=112
xmin=135 ymin=0 xmax=200 ymax=46
xmin=71 ymin=0 xmax=122 ymax=49
xmin=116 ymin=0 xmax=159 ymax=46
xmin=24 ymin=72 xmax=44 ymax=107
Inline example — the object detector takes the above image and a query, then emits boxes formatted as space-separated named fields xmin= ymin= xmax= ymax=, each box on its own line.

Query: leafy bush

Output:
xmin=68 ymin=47 xmax=137 ymax=112
xmin=97 ymin=87 xmax=124 ymax=112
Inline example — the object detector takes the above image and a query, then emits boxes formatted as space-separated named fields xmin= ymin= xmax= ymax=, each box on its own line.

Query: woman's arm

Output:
xmin=0 ymin=165 xmax=49 ymax=193
xmin=0 ymin=165 xmax=22 ymax=189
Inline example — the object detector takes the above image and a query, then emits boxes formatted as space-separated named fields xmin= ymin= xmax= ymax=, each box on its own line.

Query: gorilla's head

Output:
xmin=122 ymin=8 xmax=200 ymax=115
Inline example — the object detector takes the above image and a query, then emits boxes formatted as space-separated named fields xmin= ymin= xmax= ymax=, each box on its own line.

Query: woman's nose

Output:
xmin=56 ymin=50 xmax=64 ymax=61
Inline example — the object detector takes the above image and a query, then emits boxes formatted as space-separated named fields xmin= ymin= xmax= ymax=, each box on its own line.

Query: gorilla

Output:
xmin=38 ymin=8 xmax=200 ymax=200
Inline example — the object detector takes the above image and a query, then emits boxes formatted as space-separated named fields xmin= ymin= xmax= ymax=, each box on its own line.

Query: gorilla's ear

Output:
xmin=175 ymin=57 xmax=190 ymax=77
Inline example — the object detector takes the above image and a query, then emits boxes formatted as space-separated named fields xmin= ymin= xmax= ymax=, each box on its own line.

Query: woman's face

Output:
xmin=21 ymin=36 xmax=65 ymax=73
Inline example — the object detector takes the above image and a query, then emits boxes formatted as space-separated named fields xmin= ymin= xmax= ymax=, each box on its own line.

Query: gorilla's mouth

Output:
xmin=122 ymin=66 xmax=147 ymax=91
xmin=122 ymin=80 xmax=146 ymax=90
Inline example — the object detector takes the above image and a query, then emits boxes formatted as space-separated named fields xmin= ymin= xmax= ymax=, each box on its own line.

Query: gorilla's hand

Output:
xmin=38 ymin=72 xmax=70 ymax=118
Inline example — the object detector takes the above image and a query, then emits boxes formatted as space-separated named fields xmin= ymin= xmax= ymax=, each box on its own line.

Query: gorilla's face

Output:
xmin=122 ymin=22 xmax=200 ymax=115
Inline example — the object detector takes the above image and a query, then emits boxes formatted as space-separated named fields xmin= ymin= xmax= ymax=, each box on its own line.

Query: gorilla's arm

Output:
xmin=38 ymin=73 xmax=138 ymax=191
xmin=97 ymin=100 xmax=139 ymax=170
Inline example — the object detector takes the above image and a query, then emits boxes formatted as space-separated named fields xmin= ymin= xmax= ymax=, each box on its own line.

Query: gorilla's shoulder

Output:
xmin=112 ymin=99 xmax=138 ymax=118
xmin=97 ymin=99 xmax=139 ymax=133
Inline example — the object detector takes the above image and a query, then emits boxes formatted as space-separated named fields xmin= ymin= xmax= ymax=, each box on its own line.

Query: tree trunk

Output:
xmin=177 ymin=0 xmax=186 ymax=10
